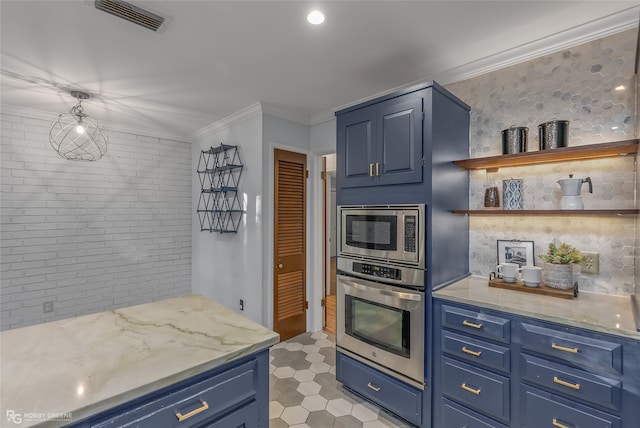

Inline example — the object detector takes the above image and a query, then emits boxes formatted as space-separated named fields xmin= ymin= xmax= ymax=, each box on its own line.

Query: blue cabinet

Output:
xmin=338 ymin=93 xmax=423 ymax=189
xmin=336 ymin=351 xmax=423 ymax=426
xmin=69 ymin=350 xmax=269 ymax=428
xmin=335 ymin=81 xmax=470 ymax=208
xmin=433 ymin=299 xmax=640 ymax=428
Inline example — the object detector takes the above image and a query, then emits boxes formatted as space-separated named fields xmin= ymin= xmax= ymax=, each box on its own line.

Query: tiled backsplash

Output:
xmin=446 ymin=29 xmax=637 ymax=296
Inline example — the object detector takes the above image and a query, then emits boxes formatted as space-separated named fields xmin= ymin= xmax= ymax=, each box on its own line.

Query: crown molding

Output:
xmin=261 ymin=102 xmax=310 ymax=126
xmin=189 ymin=102 xmax=263 ymax=141
xmin=0 ymin=104 xmax=188 ymax=142
xmin=328 ymin=5 xmax=640 ymax=116
xmin=432 ymin=5 xmax=640 ymax=86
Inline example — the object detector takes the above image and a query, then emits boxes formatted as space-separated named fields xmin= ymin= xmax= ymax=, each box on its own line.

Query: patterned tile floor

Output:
xmin=269 ymin=331 xmax=411 ymax=428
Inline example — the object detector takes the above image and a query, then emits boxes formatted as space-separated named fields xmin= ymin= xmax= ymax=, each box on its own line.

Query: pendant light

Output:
xmin=49 ymin=91 xmax=108 ymax=161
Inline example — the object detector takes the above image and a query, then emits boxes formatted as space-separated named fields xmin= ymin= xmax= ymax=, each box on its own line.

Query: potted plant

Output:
xmin=540 ymin=242 xmax=584 ymax=289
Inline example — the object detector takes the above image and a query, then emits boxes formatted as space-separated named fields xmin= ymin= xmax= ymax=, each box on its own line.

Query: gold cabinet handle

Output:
xmin=462 ymin=346 xmax=482 ymax=357
xmin=551 ymin=343 xmax=579 ymax=354
xmin=462 ymin=320 xmax=482 ymax=329
xmin=375 ymin=162 xmax=380 ymax=176
xmin=369 ymin=164 xmax=374 ymax=177
xmin=553 ymin=376 xmax=581 ymax=390
xmin=552 ymin=418 xmax=570 ymax=428
xmin=367 ymin=382 xmax=381 ymax=392
xmin=461 ymin=383 xmax=481 ymax=395
xmin=176 ymin=400 xmax=209 ymax=422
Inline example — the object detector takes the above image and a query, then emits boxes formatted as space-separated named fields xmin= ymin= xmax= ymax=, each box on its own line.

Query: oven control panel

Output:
xmin=353 ymin=262 xmax=401 ymax=281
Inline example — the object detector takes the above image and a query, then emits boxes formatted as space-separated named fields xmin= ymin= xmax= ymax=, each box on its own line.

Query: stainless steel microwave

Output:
xmin=338 ymin=205 xmax=425 ymax=269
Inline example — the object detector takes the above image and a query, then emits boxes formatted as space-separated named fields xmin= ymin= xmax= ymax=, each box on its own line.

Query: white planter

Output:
xmin=543 ymin=262 xmax=574 ymax=289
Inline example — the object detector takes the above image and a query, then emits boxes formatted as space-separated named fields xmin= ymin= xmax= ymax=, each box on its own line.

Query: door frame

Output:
xmin=264 ymin=143 xmax=333 ymax=334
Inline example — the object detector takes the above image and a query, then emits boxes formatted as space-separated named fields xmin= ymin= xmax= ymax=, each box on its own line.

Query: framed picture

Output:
xmin=497 ymin=240 xmax=535 ymax=267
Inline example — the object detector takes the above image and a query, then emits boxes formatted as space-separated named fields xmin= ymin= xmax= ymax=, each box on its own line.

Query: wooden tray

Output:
xmin=488 ymin=278 xmax=578 ymax=299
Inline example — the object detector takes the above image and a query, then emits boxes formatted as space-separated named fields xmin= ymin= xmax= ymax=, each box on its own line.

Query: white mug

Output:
xmin=521 ymin=266 xmax=542 ymax=287
xmin=497 ymin=262 xmax=520 ymax=283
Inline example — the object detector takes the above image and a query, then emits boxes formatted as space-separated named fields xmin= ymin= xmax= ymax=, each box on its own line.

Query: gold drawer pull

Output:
xmin=551 ymin=343 xmax=579 ymax=354
xmin=552 ymin=418 xmax=570 ymax=428
xmin=375 ymin=162 xmax=380 ymax=176
xmin=367 ymin=382 xmax=381 ymax=392
xmin=176 ymin=400 xmax=209 ymax=422
xmin=554 ymin=376 xmax=581 ymax=390
xmin=462 ymin=320 xmax=482 ymax=329
xmin=369 ymin=164 xmax=374 ymax=177
xmin=462 ymin=346 xmax=482 ymax=357
xmin=461 ymin=383 xmax=481 ymax=395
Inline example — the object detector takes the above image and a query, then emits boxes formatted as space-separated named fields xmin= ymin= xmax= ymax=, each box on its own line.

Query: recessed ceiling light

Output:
xmin=307 ymin=10 xmax=325 ymax=25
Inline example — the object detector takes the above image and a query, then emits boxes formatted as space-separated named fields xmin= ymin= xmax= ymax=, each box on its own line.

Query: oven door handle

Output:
xmin=338 ymin=275 xmax=423 ymax=302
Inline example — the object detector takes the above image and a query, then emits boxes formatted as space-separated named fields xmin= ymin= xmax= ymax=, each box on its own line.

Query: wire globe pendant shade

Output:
xmin=49 ymin=91 xmax=108 ymax=161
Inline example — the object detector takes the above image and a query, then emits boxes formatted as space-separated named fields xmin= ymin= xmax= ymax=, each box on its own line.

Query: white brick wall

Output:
xmin=0 ymin=113 xmax=192 ymax=330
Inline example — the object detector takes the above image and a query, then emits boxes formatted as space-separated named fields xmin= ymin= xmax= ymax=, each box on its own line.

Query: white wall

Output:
xmin=191 ymin=113 xmax=264 ymax=323
xmin=0 ymin=113 xmax=192 ymax=331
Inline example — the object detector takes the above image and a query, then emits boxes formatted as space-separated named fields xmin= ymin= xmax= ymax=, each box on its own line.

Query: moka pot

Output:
xmin=557 ymin=174 xmax=592 ymax=209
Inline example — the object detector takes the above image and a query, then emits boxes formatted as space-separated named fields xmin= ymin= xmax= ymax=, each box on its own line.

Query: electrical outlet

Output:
xmin=43 ymin=301 xmax=54 ymax=313
xmin=239 ymin=299 xmax=244 ymax=311
xmin=581 ymin=252 xmax=599 ymax=274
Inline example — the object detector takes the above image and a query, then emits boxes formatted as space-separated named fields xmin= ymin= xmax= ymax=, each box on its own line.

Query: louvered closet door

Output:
xmin=273 ymin=149 xmax=307 ymax=341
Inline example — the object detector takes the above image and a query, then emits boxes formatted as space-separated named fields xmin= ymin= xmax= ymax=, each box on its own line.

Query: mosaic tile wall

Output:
xmin=446 ymin=29 xmax=638 ymax=296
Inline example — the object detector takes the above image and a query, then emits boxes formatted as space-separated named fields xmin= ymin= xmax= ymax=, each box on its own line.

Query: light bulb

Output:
xmin=75 ymin=125 xmax=85 ymax=134
xmin=307 ymin=10 xmax=325 ymax=25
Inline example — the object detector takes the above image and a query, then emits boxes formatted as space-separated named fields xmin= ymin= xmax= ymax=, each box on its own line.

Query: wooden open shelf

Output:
xmin=454 ymin=209 xmax=640 ymax=216
xmin=453 ymin=139 xmax=638 ymax=171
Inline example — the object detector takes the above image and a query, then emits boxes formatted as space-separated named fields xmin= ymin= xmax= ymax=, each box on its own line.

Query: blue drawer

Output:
xmin=520 ymin=323 xmax=622 ymax=374
xmin=441 ymin=398 xmax=509 ymax=428
xmin=442 ymin=330 xmax=510 ymax=373
xmin=92 ymin=359 xmax=259 ymax=427
xmin=521 ymin=385 xmax=621 ymax=428
xmin=442 ymin=305 xmax=510 ymax=344
xmin=521 ymin=353 xmax=621 ymax=411
xmin=336 ymin=351 xmax=422 ymax=426
xmin=441 ymin=357 xmax=510 ymax=423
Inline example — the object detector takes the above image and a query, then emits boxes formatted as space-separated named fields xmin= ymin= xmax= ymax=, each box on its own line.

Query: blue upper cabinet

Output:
xmin=338 ymin=93 xmax=423 ymax=189
xmin=339 ymin=105 xmax=376 ymax=188
xmin=377 ymin=95 xmax=423 ymax=186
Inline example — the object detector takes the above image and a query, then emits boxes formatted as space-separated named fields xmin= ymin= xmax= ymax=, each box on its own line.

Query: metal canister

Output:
xmin=501 ymin=126 xmax=528 ymax=154
xmin=538 ymin=120 xmax=569 ymax=149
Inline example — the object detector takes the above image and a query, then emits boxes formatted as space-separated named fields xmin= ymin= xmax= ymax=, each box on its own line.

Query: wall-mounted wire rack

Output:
xmin=196 ymin=143 xmax=244 ymax=233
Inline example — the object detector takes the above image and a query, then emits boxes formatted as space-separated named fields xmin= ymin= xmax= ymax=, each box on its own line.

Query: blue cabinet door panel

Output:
xmin=92 ymin=360 xmax=258 ymax=427
xmin=336 ymin=352 xmax=422 ymax=426
xmin=441 ymin=398 xmax=509 ymax=428
xmin=441 ymin=357 xmax=510 ymax=423
xmin=520 ymin=323 xmax=622 ymax=374
xmin=338 ymin=107 xmax=376 ymax=188
xmin=521 ymin=353 xmax=621 ymax=411
xmin=442 ymin=330 xmax=510 ymax=373
xmin=441 ymin=304 xmax=511 ymax=344
xmin=205 ymin=401 xmax=259 ymax=428
xmin=521 ymin=385 xmax=621 ymax=428
xmin=377 ymin=96 xmax=423 ymax=186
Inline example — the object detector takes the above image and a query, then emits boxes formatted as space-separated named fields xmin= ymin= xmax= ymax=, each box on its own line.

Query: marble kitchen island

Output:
xmin=0 ymin=295 xmax=279 ymax=427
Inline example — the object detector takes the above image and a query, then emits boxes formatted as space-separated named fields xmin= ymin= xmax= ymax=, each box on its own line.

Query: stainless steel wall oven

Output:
xmin=337 ymin=205 xmax=426 ymax=389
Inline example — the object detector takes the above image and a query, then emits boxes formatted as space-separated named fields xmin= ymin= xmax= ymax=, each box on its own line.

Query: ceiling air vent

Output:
xmin=94 ymin=0 xmax=169 ymax=32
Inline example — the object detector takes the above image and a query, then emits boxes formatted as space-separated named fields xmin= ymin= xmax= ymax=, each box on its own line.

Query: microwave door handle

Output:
xmin=339 ymin=276 xmax=422 ymax=302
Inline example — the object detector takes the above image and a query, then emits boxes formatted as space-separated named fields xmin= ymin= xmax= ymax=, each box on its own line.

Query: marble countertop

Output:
xmin=0 ymin=295 xmax=279 ymax=427
xmin=433 ymin=275 xmax=640 ymax=340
